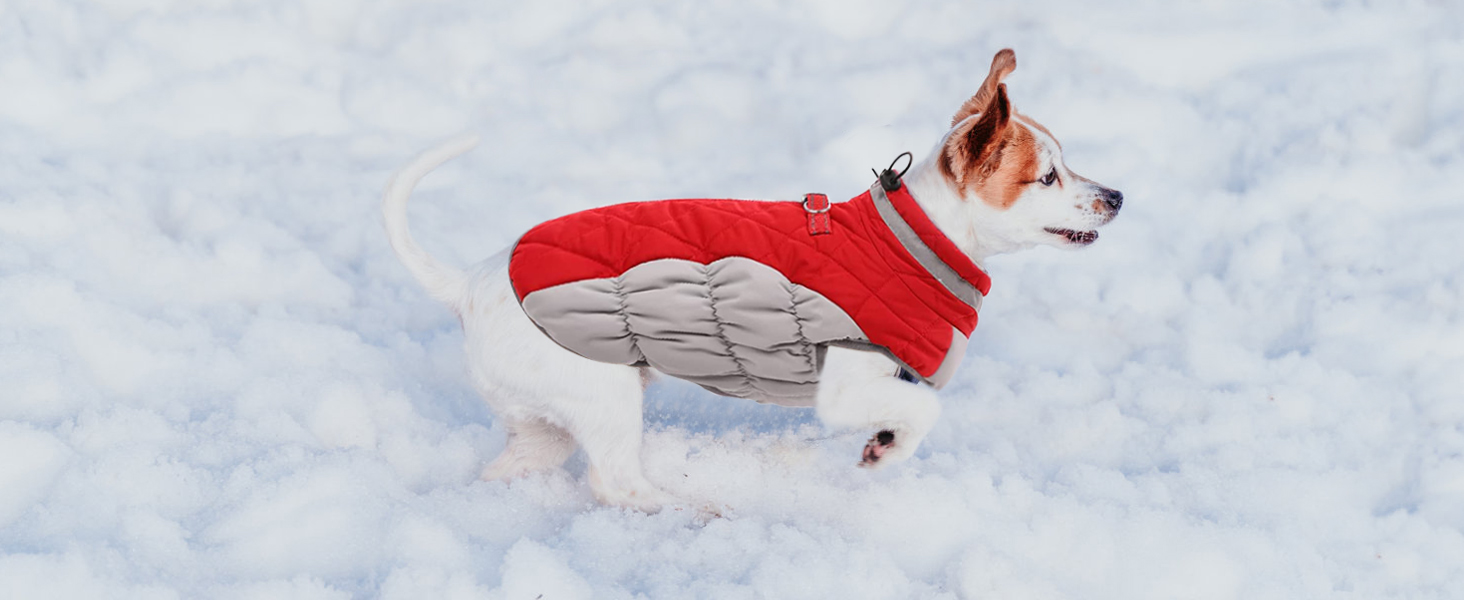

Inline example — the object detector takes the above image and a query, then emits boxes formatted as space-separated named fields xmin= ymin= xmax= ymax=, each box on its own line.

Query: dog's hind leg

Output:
xmin=480 ymin=417 xmax=576 ymax=481
xmin=459 ymin=259 xmax=677 ymax=511
xmin=560 ymin=382 xmax=679 ymax=513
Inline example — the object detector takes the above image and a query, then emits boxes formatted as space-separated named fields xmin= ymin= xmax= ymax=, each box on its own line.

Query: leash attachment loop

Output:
xmin=873 ymin=151 xmax=914 ymax=192
xmin=803 ymin=193 xmax=832 ymax=236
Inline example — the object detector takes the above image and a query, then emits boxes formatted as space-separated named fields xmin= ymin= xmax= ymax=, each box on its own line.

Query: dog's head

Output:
xmin=934 ymin=49 xmax=1121 ymax=254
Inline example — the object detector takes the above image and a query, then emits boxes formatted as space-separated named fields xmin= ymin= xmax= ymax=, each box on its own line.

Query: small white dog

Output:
xmin=383 ymin=49 xmax=1120 ymax=512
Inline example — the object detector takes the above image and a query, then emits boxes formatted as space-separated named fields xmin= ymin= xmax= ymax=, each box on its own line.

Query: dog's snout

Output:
xmin=1101 ymin=188 xmax=1123 ymax=211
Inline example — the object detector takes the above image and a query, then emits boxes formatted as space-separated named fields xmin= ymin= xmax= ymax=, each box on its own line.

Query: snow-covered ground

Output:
xmin=3 ymin=0 xmax=1463 ymax=597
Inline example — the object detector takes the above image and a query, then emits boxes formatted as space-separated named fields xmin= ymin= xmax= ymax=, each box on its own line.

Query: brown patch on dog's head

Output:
xmin=939 ymin=86 xmax=1042 ymax=209
xmin=939 ymin=83 xmax=1010 ymax=185
xmin=939 ymin=49 xmax=1045 ymax=210
xmin=952 ymin=49 xmax=1016 ymax=127
xmin=970 ymin=125 xmax=1042 ymax=210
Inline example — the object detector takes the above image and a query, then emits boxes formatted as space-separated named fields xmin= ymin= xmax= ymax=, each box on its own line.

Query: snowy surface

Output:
xmin=3 ymin=0 xmax=1464 ymax=598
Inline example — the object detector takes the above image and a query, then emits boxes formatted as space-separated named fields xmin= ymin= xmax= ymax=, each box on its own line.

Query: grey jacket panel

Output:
xmin=520 ymin=257 xmax=868 ymax=405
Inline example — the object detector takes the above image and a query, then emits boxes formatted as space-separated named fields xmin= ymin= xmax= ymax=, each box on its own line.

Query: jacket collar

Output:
xmin=867 ymin=181 xmax=992 ymax=310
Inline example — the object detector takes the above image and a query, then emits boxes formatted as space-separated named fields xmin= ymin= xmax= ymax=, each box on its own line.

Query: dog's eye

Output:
xmin=1039 ymin=168 xmax=1058 ymax=186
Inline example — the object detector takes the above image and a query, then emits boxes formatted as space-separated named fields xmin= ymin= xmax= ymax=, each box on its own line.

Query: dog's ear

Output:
xmin=941 ymin=82 xmax=1012 ymax=185
xmin=951 ymin=49 xmax=1016 ymax=127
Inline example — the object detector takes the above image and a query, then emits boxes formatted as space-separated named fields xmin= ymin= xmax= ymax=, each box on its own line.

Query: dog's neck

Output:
xmin=901 ymin=153 xmax=1021 ymax=266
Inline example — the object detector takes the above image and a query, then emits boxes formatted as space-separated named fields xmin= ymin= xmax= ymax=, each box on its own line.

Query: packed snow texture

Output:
xmin=3 ymin=0 xmax=1463 ymax=598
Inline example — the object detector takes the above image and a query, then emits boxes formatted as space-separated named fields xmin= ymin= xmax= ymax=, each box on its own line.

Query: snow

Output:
xmin=2 ymin=0 xmax=1463 ymax=597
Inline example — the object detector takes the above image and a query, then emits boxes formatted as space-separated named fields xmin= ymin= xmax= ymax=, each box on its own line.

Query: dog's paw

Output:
xmin=858 ymin=430 xmax=897 ymax=468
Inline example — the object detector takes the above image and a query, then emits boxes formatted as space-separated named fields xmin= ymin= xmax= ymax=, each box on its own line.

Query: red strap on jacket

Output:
xmin=804 ymin=193 xmax=831 ymax=236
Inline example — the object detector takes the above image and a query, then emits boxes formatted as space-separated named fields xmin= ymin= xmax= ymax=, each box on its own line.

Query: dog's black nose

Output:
xmin=1102 ymin=188 xmax=1123 ymax=211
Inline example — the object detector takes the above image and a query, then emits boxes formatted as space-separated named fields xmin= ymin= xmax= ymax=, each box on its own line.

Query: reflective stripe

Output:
xmin=869 ymin=183 xmax=984 ymax=312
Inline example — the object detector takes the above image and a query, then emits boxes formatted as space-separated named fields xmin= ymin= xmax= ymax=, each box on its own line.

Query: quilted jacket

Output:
xmin=508 ymin=181 xmax=991 ymax=406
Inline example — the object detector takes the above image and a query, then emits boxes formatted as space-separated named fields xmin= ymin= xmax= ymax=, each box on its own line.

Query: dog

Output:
xmin=382 ymin=49 xmax=1121 ymax=512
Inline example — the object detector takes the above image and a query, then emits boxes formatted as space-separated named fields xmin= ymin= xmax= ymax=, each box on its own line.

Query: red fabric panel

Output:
xmin=508 ymin=186 xmax=983 ymax=378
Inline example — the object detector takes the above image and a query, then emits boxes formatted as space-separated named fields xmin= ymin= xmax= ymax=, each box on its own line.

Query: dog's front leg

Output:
xmin=815 ymin=346 xmax=941 ymax=468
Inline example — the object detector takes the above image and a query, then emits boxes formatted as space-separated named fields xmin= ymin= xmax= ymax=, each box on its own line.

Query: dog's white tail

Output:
xmin=381 ymin=134 xmax=481 ymax=307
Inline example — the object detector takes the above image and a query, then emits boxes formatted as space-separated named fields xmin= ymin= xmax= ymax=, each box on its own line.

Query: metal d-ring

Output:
xmin=802 ymin=193 xmax=830 ymax=213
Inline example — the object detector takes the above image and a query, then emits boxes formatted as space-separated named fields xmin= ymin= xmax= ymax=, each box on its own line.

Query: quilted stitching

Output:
xmin=701 ymin=262 xmax=755 ymax=395
xmin=784 ymin=280 xmax=820 ymax=377
xmin=608 ymin=276 xmax=646 ymax=365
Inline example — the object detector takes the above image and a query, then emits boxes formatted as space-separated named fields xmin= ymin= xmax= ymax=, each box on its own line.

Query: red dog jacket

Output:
xmin=509 ymin=181 xmax=991 ymax=405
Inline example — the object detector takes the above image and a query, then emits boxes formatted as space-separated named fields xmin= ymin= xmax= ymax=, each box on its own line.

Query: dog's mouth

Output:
xmin=1045 ymin=228 xmax=1098 ymax=246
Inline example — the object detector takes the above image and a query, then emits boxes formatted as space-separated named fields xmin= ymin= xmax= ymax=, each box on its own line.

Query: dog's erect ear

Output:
xmin=951 ymin=49 xmax=1017 ymax=127
xmin=941 ymin=83 xmax=1012 ymax=185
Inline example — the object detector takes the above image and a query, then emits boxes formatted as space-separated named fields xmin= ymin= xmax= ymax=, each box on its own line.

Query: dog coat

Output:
xmin=508 ymin=181 xmax=991 ymax=406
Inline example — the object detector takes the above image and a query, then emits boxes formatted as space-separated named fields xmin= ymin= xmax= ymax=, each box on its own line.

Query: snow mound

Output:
xmin=3 ymin=0 xmax=1463 ymax=597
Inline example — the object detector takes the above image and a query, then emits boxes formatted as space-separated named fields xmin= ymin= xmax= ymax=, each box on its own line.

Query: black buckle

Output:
xmin=872 ymin=151 xmax=914 ymax=192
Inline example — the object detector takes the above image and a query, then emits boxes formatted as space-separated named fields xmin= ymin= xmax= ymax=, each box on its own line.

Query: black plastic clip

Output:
xmin=872 ymin=151 xmax=914 ymax=192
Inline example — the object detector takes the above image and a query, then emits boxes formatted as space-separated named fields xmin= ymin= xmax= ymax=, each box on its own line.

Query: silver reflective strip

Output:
xmin=869 ymin=184 xmax=984 ymax=311
xmin=926 ymin=326 xmax=967 ymax=389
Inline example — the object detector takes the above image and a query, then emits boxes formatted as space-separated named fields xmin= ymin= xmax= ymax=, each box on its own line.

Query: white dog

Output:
xmin=383 ymin=49 xmax=1121 ymax=512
